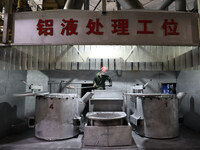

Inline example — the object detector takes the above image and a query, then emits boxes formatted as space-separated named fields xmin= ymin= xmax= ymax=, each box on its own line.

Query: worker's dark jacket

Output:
xmin=93 ymin=72 xmax=112 ymax=90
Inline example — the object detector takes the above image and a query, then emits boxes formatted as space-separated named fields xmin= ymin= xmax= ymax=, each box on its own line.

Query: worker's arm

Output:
xmin=106 ymin=75 xmax=112 ymax=87
xmin=93 ymin=77 xmax=97 ymax=87
xmin=93 ymin=82 xmax=97 ymax=87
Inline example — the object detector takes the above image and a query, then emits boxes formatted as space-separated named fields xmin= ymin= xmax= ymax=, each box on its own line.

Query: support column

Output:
xmin=2 ymin=0 xmax=13 ymax=44
xmin=115 ymin=0 xmax=121 ymax=10
xmin=198 ymin=0 xmax=200 ymax=43
xmin=102 ymin=0 xmax=106 ymax=13
xmin=84 ymin=0 xmax=89 ymax=10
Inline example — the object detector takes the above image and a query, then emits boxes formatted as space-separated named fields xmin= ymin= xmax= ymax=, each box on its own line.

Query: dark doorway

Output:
xmin=81 ymin=83 xmax=94 ymax=97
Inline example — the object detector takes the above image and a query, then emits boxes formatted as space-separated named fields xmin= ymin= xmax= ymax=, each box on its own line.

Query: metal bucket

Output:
xmin=35 ymin=93 xmax=79 ymax=140
xmin=130 ymin=94 xmax=179 ymax=139
xmin=86 ymin=112 xmax=126 ymax=126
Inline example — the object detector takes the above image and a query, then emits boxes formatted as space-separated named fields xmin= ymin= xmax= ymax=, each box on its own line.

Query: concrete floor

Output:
xmin=0 ymin=126 xmax=200 ymax=150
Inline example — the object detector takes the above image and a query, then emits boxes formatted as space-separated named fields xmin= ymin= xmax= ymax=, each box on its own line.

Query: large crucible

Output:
xmin=35 ymin=92 xmax=93 ymax=140
xmin=35 ymin=93 xmax=79 ymax=140
xmin=127 ymin=93 xmax=186 ymax=139
xmin=14 ymin=82 xmax=93 ymax=141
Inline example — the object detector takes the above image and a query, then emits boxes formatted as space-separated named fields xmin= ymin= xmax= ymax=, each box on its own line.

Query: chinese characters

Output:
xmin=137 ymin=20 xmax=154 ymax=34
xmin=162 ymin=19 xmax=179 ymax=36
xmin=112 ymin=19 xmax=129 ymax=35
xmin=86 ymin=19 xmax=104 ymax=35
xmin=36 ymin=18 xmax=179 ymax=37
xmin=61 ymin=19 xmax=78 ymax=35
xmin=37 ymin=19 xmax=53 ymax=36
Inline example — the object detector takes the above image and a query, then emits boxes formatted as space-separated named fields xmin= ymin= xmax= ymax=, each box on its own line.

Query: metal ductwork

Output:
xmin=115 ymin=0 xmax=121 ymax=10
xmin=116 ymin=0 xmax=144 ymax=9
xmin=64 ymin=0 xmax=84 ymax=9
xmin=157 ymin=0 xmax=174 ymax=10
xmin=193 ymin=0 xmax=198 ymax=12
xmin=175 ymin=0 xmax=186 ymax=11
xmin=157 ymin=0 xmax=186 ymax=11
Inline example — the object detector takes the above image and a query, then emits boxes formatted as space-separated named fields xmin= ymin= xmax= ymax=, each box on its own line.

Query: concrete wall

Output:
xmin=0 ymin=71 xmax=27 ymax=138
xmin=25 ymin=71 xmax=49 ymax=117
xmin=177 ymin=70 xmax=200 ymax=131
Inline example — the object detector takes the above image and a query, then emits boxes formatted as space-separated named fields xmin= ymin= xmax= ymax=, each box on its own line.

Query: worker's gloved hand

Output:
xmin=109 ymin=83 xmax=112 ymax=87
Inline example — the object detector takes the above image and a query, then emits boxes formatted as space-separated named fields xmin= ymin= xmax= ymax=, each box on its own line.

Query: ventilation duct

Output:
xmin=157 ymin=0 xmax=174 ymax=10
xmin=157 ymin=0 xmax=186 ymax=11
xmin=116 ymin=0 xmax=144 ymax=9
xmin=193 ymin=0 xmax=198 ymax=12
xmin=64 ymin=0 xmax=84 ymax=9
xmin=175 ymin=0 xmax=186 ymax=11
xmin=115 ymin=0 xmax=121 ymax=10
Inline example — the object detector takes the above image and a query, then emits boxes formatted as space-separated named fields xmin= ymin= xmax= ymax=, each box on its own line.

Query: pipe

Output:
xmin=81 ymin=92 xmax=94 ymax=103
xmin=115 ymin=0 xmax=121 ymax=10
xmin=64 ymin=0 xmax=84 ymax=9
xmin=13 ymin=92 xmax=36 ymax=97
xmin=102 ymin=0 xmax=106 ymax=13
xmin=93 ymin=0 xmax=101 ymax=11
xmin=78 ymin=92 xmax=94 ymax=115
xmin=157 ymin=0 xmax=174 ymax=10
xmin=193 ymin=0 xmax=198 ymax=12
xmin=17 ymin=0 xmax=22 ymax=11
xmin=177 ymin=92 xmax=186 ymax=108
xmin=175 ymin=0 xmax=186 ymax=11
xmin=143 ymin=79 xmax=152 ymax=88
xmin=125 ymin=49 xmax=134 ymax=62
xmin=117 ymin=0 xmax=144 ymax=9
xmin=177 ymin=92 xmax=186 ymax=101
xmin=84 ymin=0 xmax=89 ymax=10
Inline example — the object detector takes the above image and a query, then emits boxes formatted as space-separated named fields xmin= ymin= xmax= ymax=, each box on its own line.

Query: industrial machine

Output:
xmin=84 ymin=90 xmax=132 ymax=147
xmin=126 ymin=80 xmax=186 ymax=139
xmin=14 ymin=81 xmax=94 ymax=140
xmin=35 ymin=93 xmax=80 ymax=140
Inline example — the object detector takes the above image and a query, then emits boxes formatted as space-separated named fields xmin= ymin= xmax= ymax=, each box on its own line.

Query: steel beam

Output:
xmin=102 ymin=0 xmax=106 ymax=13
xmin=175 ymin=0 xmax=186 ymax=11
xmin=157 ymin=0 xmax=174 ymax=10
xmin=197 ymin=0 xmax=200 ymax=43
xmin=64 ymin=0 xmax=84 ymax=9
xmin=116 ymin=0 xmax=144 ymax=9
xmin=93 ymin=0 xmax=101 ymax=11
xmin=115 ymin=0 xmax=121 ymax=10
xmin=84 ymin=0 xmax=89 ymax=10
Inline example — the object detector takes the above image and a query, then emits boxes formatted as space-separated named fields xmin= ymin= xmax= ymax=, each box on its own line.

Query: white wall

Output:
xmin=0 ymin=71 xmax=27 ymax=138
xmin=177 ymin=70 xmax=200 ymax=131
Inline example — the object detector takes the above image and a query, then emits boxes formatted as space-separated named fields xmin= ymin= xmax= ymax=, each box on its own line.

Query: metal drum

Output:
xmin=129 ymin=94 xmax=179 ymax=139
xmin=35 ymin=93 xmax=79 ymax=140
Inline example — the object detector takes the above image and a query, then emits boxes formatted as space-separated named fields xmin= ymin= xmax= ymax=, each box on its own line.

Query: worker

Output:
xmin=93 ymin=66 xmax=112 ymax=90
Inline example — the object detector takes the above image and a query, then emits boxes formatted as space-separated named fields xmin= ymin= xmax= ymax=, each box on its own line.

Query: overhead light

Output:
xmin=89 ymin=45 xmax=121 ymax=59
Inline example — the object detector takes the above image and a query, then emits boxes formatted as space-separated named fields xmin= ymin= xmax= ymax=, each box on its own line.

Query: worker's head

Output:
xmin=101 ymin=66 xmax=107 ymax=75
